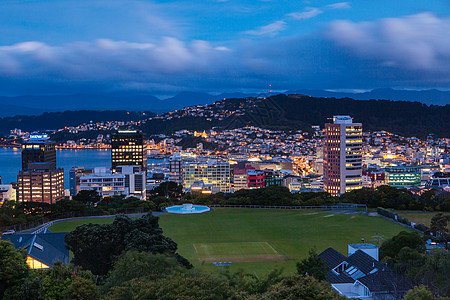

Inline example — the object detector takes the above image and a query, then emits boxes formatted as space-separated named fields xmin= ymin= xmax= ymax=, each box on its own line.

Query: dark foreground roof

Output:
xmin=326 ymin=271 xmax=354 ymax=284
xmin=318 ymin=247 xmax=411 ymax=295
xmin=346 ymin=250 xmax=385 ymax=274
xmin=2 ymin=232 xmax=69 ymax=267
xmin=318 ymin=247 xmax=346 ymax=269
xmin=358 ymin=270 xmax=413 ymax=292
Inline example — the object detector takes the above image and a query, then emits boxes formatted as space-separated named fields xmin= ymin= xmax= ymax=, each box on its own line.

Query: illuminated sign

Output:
xmin=118 ymin=130 xmax=137 ymax=133
xmin=29 ymin=134 xmax=49 ymax=141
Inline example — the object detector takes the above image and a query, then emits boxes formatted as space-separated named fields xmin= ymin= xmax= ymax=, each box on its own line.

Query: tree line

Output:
xmin=2 ymin=183 xmax=449 ymax=230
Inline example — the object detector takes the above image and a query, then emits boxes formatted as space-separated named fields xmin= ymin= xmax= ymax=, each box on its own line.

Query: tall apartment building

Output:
xmin=323 ymin=116 xmax=363 ymax=196
xmin=16 ymin=163 xmax=64 ymax=203
xmin=183 ymin=160 xmax=231 ymax=192
xmin=168 ymin=153 xmax=183 ymax=184
xmin=22 ymin=134 xmax=56 ymax=170
xmin=111 ymin=130 xmax=147 ymax=173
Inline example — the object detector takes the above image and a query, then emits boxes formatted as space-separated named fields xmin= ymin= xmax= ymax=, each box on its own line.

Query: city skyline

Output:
xmin=0 ymin=1 xmax=449 ymax=98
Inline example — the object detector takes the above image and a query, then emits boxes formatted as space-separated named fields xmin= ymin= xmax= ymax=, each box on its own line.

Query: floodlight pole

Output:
xmin=213 ymin=262 xmax=232 ymax=280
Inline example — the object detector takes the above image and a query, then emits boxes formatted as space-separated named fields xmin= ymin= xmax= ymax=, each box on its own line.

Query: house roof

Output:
xmin=318 ymin=247 xmax=346 ymax=269
xmin=326 ymin=271 xmax=355 ymax=284
xmin=2 ymin=232 xmax=69 ymax=267
xmin=346 ymin=250 xmax=385 ymax=274
xmin=357 ymin=270 xmax=413 ymax=292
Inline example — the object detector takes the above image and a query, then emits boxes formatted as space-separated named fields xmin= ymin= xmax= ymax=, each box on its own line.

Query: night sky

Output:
xmin=0 ymin=0 xmax=449 ymax=96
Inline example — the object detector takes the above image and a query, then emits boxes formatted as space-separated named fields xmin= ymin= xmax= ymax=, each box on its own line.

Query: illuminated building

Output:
xmin=425 ymin=172 xmax=450 ymax=189
xmin=116 ymin=165 xmax=146 ymax=200
xmin=0 ymin=184 xmax=16 ymax=202
xmin=189 ymin=180 xmax=219 ymax=195
xmin=2 ymin=233 xmax=69 ymax=269
xmin=169 ymin=153 xmax=183 ymax=184
xmin=69 ymin=166 xmax=94 ymax=196
xmin=247 ymin=169 xmax=265 ymax=189
xmin=21 ymin=134 xmax=56 ymax=170
xmin=233 ymin=168 xmax=248 ymax=191
xmin=16 ymin=163 xmax=64 ymax=204
xmin=323 ymin=116 xmax=363 ymax=196
xmin=79 ymin=167 xmax=126 ymax=198
xmin=183 ymin=160 xmax=230 ymax=192
xmin=385 ymin=165 xmax=421 ymax=188
xmin=111 ymin=130 xmax=147 ymax=173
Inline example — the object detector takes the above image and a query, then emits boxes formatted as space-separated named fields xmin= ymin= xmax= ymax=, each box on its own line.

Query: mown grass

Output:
xmin=49 ymin=208 xmax=411 ymax=277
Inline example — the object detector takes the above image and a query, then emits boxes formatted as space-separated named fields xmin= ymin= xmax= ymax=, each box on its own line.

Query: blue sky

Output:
xmin=0 ymin=0 xmax=449 ymax=96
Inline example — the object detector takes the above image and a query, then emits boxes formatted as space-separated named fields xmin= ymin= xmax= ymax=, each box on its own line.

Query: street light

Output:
xmin=213 ymin=262 xmax=232 ymax=279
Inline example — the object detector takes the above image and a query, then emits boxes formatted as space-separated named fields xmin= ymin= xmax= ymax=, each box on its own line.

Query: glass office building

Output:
xmin=385 ymin=165 xmax=421 ymax=188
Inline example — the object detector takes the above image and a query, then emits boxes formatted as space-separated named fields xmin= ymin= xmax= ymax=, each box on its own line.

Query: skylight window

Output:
xmin=33 ymin=242 xmax=44 ymax=251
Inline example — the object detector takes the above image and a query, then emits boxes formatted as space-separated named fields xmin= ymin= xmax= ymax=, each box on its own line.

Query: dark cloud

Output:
xmin=0 ymin=13 xmax=449 ymax=95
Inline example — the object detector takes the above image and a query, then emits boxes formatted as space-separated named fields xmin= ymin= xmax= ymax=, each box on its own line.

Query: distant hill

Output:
xmin=290 ymin=88 xmax=450 ymax=106
xmin=1 ymin=88 xmax=446 ymax=118
xmin=0 ymin=110 xmax=155 ymax=135
xmin=0 ymin=93 xmax=218 ymax=116
xmin=0 ymin=104 xmax=45 ymax=118
xmin=139 ymin=94 xmax=450 ymax=138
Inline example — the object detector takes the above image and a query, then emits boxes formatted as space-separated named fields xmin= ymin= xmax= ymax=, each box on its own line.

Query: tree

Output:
xmin=296 ymin=248 xmax=329 ymax=281
xmin=101 ymin=251 xmax=183 ymax=293
xmin=148 ymin=181 xmax=183 ymax=198
xmin=258 ymin=275 xmax=346 ymax=300
xmin=380 ymin=231 xmax=425 ymax=260
xmin=106 ymin=271 xmax=236 ymax=299
xmin=64 ymin=277 xmax=99 ymax=300
xmin=41 ymin=261 xmax=98 ymax=300
xmin=65 ymin=213 xmax=191 ymax=275
xmin=429 ymin=213 xmax=449 ymax=249
xmin=404 ymin=285 xmax=434 ymax=300
xmin=73 ymin=190 xmax=101 ymax=206
xmin=0 ymin=240 xmax=29 ymax=299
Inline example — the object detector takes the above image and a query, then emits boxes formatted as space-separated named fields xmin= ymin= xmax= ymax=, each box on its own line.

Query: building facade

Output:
xmin=0 ymin=184 xmax=16 ymax=202
xmin=16 ymin=163 xmax=64 ymax=203
xmin=21 ymin=135 xmax=56 ymax=170
xmin=79 ymin=167 xmax=126 ymax=198
xmin=323 ymin=116 xmax=363 ymax=196
xmin=183 ymin=160 xmax=231 ymax=192
xmin=385 ymin=165 xmax=421 ymax=188
xmin=116 ymin=165 xmax=146 ymax=200
xmin=247 ymin=169 xmax=265 ymax=189
xmin=69 ymin=166 xmax=94 ymax=196
xmin=168 ymin=153 xmax=183 ymax=184
xmin=111 ymin=130 xmax=147 ymax=173
xmin=233 ymin=168 xmax=248 ymax=191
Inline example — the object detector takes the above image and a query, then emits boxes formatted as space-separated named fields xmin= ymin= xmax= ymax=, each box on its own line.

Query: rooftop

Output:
xmin=349 ymin=243 xmax=378 ymax=249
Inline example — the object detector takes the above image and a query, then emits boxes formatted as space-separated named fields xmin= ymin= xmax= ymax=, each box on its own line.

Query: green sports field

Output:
xmin=49 ymin=208 xmax=411 ymax=276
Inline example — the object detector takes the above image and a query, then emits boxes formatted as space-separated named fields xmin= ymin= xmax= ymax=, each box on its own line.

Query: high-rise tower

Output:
xmin=323 ymin=116 xmax=362 ymax=196
xmin=21 ymin=134 xmax=56 ymax=170
xmin=111 ymin=130 xmax=147 ymax=173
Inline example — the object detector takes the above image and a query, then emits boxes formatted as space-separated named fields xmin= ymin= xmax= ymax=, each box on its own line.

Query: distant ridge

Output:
xmin=289 ymin=88 xmax=450 ymax=106
xmin=0 ymin=88 xmax=447 ymax=118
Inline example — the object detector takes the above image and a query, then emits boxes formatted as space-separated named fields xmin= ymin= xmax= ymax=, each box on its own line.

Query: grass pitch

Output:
xmin=193 ymin=242 xmax=283 ymax=262
xmin=159 ymin=208 xmax=411 ymax=276
xmin=49 ymin=208 xmax=411 ymax=276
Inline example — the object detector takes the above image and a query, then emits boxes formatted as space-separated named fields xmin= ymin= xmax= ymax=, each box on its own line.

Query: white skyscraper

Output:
xmin=323 ymin=116 xmax=363 ymax=196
